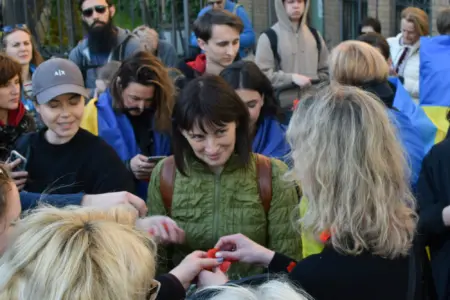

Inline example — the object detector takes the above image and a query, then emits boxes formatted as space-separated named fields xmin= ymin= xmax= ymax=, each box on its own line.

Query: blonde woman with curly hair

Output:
xmin=0 ymin=205 xmax=225 ymax=300
xmin=196 ymin=84 xmax=417 ymax=300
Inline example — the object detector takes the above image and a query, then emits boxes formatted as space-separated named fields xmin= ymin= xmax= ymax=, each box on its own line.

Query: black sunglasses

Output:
xmin=82 ymin=5 xmax=108 ymax=17
xmin=2 ymin=24 xmax=28 ymax=33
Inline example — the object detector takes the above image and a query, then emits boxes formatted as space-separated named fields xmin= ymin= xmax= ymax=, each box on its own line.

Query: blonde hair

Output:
xmin=329 ymin=40 xmax=389 ymax=86
xmin=401 ymin=7 xmax=429 ymax=36
xmin=133 ymin=25 xmax=159 ymax=54
xmin=199 ymin=280 xmax=312 ymax=300
xmin=287 ymin=83 xmax=416 ymax=259
xmin=0 ymin=205 xmax=157 ymax=300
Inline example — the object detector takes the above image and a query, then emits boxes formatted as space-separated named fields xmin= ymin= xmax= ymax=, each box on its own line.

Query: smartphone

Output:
xmin=8 ymin=150 xmax=27 ymax=171
xmin=148 ymin=156 xmax=167 ymax=163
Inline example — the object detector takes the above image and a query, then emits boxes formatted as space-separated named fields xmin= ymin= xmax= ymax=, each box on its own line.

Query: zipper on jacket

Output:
xmin=212 ymin=173 xmax=221 ymax=242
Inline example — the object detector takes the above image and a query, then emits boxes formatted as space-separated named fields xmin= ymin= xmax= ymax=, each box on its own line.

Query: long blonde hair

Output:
xmin=0 ymin=205 xmax=157 ymax=300
xmin=287 ymin=83 xmax=416 ymax=259
xmin=329 ymin=40 xmax=389 ymax=86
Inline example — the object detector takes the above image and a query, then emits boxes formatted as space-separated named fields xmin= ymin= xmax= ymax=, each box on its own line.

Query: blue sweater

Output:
xmin=252 ymin=116 xmax=290 ymax=162
xmin=190 ymin=0 xmax=256 ymax=58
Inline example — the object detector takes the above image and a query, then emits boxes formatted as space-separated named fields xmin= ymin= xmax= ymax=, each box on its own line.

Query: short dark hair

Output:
xmin=78 ymin=0 xmax=113 ymax=10
xmin=437 ymin=8 xmax=450 ymax=35
xmin=0 ymin=53 xmax=22 ymax=86
xmin=172 ymin=75 xmax=251 ymax=176
xmin=357 ymin=32 xmax=390 ymax=61
xmin=193 ymin=9 xmax=244 ymax=42
xmin=359 ymin=17 xmax=382 ymax=34
xmin=220 ymin=60 xmax=283 ymax=123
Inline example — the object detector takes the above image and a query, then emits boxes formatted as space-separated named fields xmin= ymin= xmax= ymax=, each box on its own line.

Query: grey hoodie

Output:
xmin=69 ymin=26 xmax=142 ymax=92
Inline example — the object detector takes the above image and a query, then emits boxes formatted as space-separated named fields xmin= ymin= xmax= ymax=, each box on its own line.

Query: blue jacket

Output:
xmin=390 ymin=77 xmax=436 ymax=154
xmin=189 ymin=0 xmax=256 ymax=58
xmin=388 ymin=109 xmax=425 ymax=189
xmin=253 ymin=116 xmax=290 ymax=161
xmin=93 ymin=91 xmax=171 ymax=161
xmin=83 ymin=90 xmax=172 ymax=198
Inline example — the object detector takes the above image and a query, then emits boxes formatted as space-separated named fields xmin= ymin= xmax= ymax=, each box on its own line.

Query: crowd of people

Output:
xmin=1 ymin=0 xmax=450 ymax=299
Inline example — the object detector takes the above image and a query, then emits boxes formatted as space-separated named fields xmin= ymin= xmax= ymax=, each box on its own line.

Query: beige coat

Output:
xmin=255 ymin=0 xmax=329 ymax=88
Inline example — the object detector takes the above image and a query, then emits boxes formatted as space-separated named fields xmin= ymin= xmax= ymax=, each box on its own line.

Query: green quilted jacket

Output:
xmin=147 ymin=154 xmax=302 ymax=279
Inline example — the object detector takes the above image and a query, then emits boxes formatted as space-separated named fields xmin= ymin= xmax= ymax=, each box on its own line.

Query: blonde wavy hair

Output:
xmin=287 ymin=83 xmax=416 ymax=259
xmin=0 ymin=205 xmax=157 ymax=300
xmin=329 ymin=40 xmax=389 ymax=86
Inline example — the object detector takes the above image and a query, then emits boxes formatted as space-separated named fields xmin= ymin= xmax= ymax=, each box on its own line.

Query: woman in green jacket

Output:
xmin=147 ymin=75 xmax=301 ymax=279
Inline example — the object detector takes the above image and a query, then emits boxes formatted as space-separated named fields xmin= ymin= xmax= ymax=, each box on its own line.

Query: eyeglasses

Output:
xmin=146 ymin=280 xmax=161 ymax=300
xmin=82 ymin=5 xmax=108 ymax=17
xmin=2 ymin=24 xmax=28 ymax=33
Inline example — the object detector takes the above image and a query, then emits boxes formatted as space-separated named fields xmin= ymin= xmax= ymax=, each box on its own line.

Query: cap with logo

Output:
xmin=32 ymin=58 xmax=89 ymax=105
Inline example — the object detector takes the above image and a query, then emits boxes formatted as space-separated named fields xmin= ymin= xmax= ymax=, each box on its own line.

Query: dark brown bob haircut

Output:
xmin=110 ymin=51 xmax=175 ymax=132
xmin=357 ymin=32 xmax=390 ymax=61
xmin=172 ymin=75 xmax=251 ymax=176
xmin=193 ymin=9 xmax=244 ymax=43
xmin=0 ymin=53 xmax=22 ymax=86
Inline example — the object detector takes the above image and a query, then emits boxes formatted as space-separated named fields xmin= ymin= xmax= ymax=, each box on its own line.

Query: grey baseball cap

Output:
xmin=32 ymin=58 xmax=89 ymax=104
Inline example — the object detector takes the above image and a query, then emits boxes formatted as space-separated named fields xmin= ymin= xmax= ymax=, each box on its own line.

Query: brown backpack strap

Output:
xmin=159 ymin=156 xmax=176 ymax=216
xmin=255 ymin=154 xmax=273 ymax=215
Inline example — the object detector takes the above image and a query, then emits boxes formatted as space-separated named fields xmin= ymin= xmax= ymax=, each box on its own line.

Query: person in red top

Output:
xmin=176 ymin=9 xmax=243 ymax=89
xmin=0 ymin=53 xmax=35 ymax=161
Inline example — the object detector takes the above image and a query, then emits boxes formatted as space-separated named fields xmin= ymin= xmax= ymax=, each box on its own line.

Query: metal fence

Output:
xmin=1 ymin=0 xmax=209 ymax=58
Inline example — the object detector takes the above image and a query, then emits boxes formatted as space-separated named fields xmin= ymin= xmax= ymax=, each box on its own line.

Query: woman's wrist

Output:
xmin=260 ymin=249 xmax=276 ymax=268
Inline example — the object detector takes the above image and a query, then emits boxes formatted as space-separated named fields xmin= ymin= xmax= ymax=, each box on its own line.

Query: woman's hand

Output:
xmin=169 ymin=251 xmax=224 ymax=290
xmin=130 ymin=154 xmax=155 ymax=180
xmin=215 ymin=233 xmax=275 ymax=267
xmin=136 ymin=215 xmax=185 ymax=244
xmin=5 ymin=159 xmax=28 ymax=191
xmin=197 ymin=268 xmax=229 ymax=289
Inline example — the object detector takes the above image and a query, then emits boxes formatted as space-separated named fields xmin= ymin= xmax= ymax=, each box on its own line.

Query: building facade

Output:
xmin=239 ymin=0 xmax=450 ymax=48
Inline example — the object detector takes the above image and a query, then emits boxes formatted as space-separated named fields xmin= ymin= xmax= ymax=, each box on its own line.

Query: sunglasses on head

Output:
xmin=2 ymin=24 xmax=28 ymax=33
xmin=207 ymin=0 xmax=222 ymax=5
xmin=82 ymin=5 xmax=108 ymax=17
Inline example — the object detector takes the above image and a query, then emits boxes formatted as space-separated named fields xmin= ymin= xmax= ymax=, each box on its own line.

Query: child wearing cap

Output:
xmin=13 ymin=58 xmax=135 ymax=195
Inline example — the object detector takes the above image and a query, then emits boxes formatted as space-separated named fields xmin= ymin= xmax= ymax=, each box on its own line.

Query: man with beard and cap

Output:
xmin=69 ymin=0 xmax=141 ymax=98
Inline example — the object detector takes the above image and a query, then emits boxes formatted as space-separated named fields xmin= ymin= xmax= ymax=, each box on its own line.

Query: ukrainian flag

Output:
xmin=419 ymin=36 xmax=450 ymax=144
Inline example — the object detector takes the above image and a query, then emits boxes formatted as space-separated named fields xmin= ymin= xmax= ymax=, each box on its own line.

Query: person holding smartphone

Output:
xmin=81 ymin=51 xmax=173 ymax=198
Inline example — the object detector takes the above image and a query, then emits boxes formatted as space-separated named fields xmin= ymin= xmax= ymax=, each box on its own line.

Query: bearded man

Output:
xmin=69 ymin=0 xmax=141 ymax=97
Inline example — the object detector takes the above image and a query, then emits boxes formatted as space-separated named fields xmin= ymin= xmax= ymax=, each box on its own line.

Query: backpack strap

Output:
xmin=160 ymin=156 xmax=176 ymax=216
xmin=308 ymin=26 xmax=322 ymax=59
xmin=114 ymin=34 xmax=133 ymax=61
xmin=255 ymin=154 xmax=272 ymax=215
xmin=232 ymin=3 xmax=242 ymax=14
xmin=263 ymin=28 xmax=281 ymax=68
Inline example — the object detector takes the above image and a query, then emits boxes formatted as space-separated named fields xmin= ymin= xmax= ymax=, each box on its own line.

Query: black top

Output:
xmin=417 ymin=138 xmax=450 ymax=298
xmin=23 ymin=128 xmax=135 ymax=195
xmin=126 ymin=110 xmax=154 ymax=156
xmin=268 ymin=247 xmax=410 ymax=300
